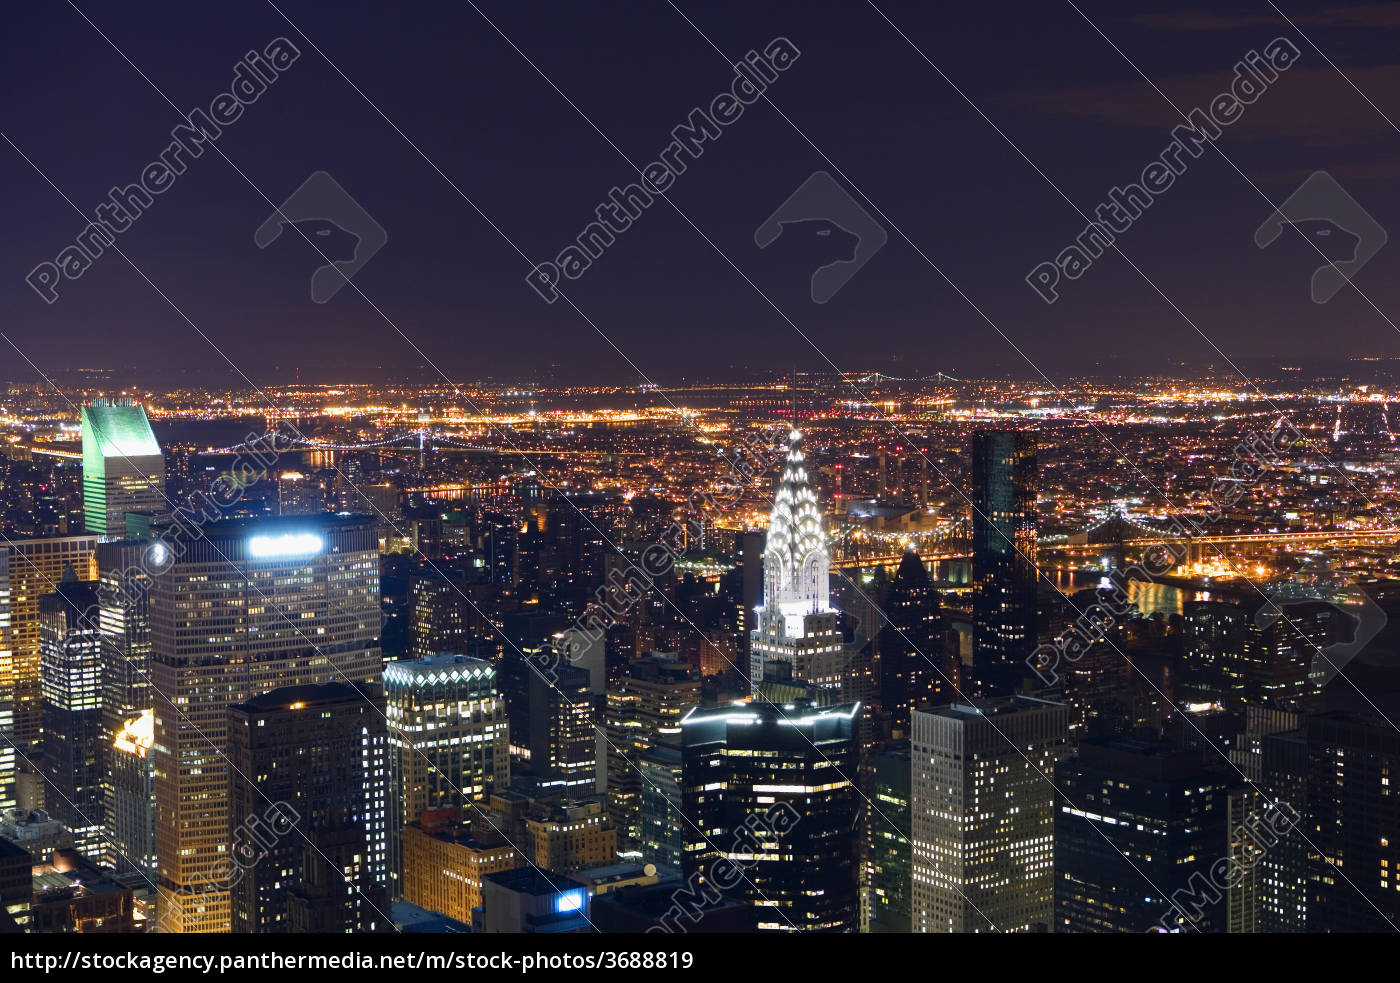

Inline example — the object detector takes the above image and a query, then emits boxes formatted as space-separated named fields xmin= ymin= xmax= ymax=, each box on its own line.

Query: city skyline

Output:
xmin=4 ymin=0 xmax=1400 ymax=950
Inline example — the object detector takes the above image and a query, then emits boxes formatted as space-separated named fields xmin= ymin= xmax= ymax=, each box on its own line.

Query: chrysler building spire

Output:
xmin=750 ymin=428 xmax=842 ymax=691
xmin=763 ymin=428 xmax=830 ymax=615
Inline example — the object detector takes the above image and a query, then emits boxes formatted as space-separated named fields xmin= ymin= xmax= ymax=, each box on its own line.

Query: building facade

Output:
xmin=970 ymin=429 xmax=1038 ymax=689
xmin=911 ymin=697 xmax=1068 ymax=932
xmin=681 ymin=700 xmax=860 ymax=932
xmin=80 ymin=399 xmax=165 ymax=537
xmin=4 ymin=536 xmax=98 ymax=755
xmin=96 ymin=539 xmax=155 ymax=875
xmin=39 ymin=569 xmax=105 ymax=858
xmin=227 ymin=682 xmax=391 ymax=934
xmin=150 ymin=514 xmax=382 ymax=933
xmin=384 ymin=654 xmax=509 ymax=833
xmin=401 ymin=812 xmax=520 ymax=922
xmin=1054 ymin=739 xmax=1239 ymax=933
xmin=868 ymin=743 xmax=912 ymax=933
xmin=604 ymin=653 xmax=701 ymax=855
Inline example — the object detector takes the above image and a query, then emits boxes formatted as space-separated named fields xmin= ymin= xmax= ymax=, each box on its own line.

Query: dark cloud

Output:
xmin=1135 ymin=4 xmax=1400 ymax=31
xmin=1009 ymin=63 xmax=1400 ymax=147
xmin=1133 ymin=11 xmax=1286 ymax=30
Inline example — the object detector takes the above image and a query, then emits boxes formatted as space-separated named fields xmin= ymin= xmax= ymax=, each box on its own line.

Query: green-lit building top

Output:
xmin=81 ymin=400 xmax=165 ymax=536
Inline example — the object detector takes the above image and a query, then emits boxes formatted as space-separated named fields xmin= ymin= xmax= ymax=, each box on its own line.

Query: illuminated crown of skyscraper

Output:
xmin=763 ymin=428 xmax=830 ymax=614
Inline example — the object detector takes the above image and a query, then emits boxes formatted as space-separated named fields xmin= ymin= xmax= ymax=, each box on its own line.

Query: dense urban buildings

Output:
xmin=1 ymin=364 xmax=1399 ymax=937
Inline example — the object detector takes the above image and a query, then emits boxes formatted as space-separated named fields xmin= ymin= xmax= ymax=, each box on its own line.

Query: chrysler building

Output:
xmin=750 ymin=429 xmax=847 ymax=691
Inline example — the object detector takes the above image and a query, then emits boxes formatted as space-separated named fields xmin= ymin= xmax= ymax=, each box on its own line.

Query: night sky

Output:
xmin=5 ymin=1 xmax=1400 ymax=384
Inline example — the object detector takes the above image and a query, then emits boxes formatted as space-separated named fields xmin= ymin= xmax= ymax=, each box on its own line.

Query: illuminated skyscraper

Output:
xmin=227 ymin=682 xmax=391 ymax=934
xmin=384 ymin=654 xmax=509 ymax=832
xmin=407 ymin=569 xmax=486 ymax=659
xmin=4 ymin=536 xmax=98 ymax=756
xmin=750 ymin=429 xmax=845 ymax=692
xmin=637 ymin=742 xmax=685 ymax=870
xmin=80 ymin=399 xmax=165 ymax=537
xmin=970 ymin=429 xmax=1038 ymax=690
xmin=521 ymin=664 xmax=596 ymax=796
xmin=604 ymin=653 xmax=701 ymax=855
xmin=681 ymin=700 xmax=860 ymax=932
xmin=911 ymin=696 xmax=1068 ymax=932
xmin=1182 ymin=598 xmax=1334 ymax=710
xmin=1054 ymin=739 xmax=1238 ymax=933
xmin=39 ymin=567 xmax=104 ymax=858
xmin=150 ymin=514 xmax=382 ymax=933
xmin=97 ymin=539 xmax=155 ymax=875
xmin=0 ymin=551 xmax=13 ymax=813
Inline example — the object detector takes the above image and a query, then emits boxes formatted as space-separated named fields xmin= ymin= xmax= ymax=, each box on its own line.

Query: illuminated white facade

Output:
xmin=911 ymin=697 xmax=1069 ymax=933
xmin=749 ymin=429 xmax=844 ymax=690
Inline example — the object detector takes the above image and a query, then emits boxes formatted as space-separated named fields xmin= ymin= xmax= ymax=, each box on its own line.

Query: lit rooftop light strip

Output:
xmin=248 ymin=532 xmax=324 ymax=558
